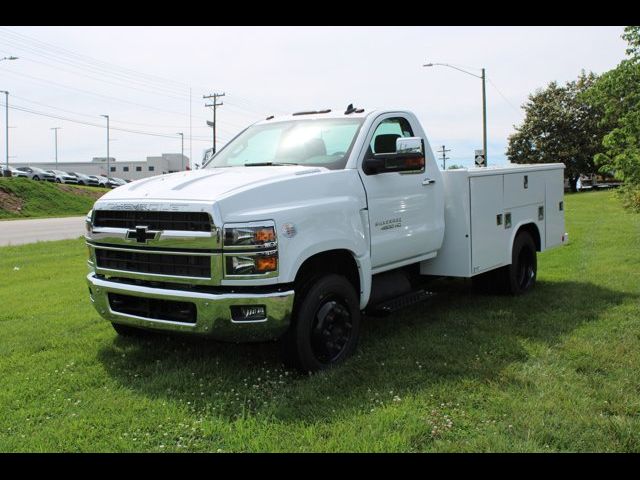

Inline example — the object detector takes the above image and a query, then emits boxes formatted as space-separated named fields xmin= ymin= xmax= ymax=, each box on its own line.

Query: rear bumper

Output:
xmin=86 ymin=273 xmax=294 ymax=342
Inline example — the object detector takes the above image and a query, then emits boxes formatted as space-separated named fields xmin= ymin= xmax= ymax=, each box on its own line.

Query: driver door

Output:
xmin=359 ymin=114 xmax=443 ymax=270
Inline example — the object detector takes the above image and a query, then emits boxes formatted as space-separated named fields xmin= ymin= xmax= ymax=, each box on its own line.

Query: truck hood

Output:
xmin=97 ymin=166 xmax=326 ymax=202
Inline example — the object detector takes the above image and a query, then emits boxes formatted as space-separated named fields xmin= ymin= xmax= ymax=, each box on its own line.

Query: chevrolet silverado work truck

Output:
xmin=85 ymin=107 xmax=566 ymax=372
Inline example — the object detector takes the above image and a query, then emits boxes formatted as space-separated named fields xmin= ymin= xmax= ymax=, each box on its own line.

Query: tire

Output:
xmin=111 ymin=322 xmax=147 ymax=337
xmin=281 ymin=274 xmax=361 ymax=373
xmin=504 ymin=231 xmax=537 ymax=295
xmin=33 ymin=176 xmax=40 ymax=181
xmin=55 ymin=178 xmax=61 ymax=183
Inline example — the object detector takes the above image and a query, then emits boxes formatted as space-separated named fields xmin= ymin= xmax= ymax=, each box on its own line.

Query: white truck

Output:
xmin=85 ymin=107 xmax=566 ymax=372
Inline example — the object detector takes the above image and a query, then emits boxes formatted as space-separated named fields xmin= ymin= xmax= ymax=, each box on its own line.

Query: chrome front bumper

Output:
xmin=87 ymin=273 xmax=295 ymax=342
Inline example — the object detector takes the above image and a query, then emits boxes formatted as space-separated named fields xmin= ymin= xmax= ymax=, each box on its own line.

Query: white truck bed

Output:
xmin=420 ymin=163 xmax=566 ymax=278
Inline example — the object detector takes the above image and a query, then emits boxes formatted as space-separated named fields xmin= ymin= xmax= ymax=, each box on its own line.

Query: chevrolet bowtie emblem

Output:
xmin=126 ymin=226 xmax=160 ymax=244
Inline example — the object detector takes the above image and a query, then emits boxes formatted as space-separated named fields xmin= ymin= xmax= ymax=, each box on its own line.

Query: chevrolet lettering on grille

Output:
xmin=126 ymin=226 xmax=160 ymax=244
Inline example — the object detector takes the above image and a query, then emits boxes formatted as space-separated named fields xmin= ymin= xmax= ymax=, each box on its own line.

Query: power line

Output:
xmin=0 ymin=101 xmax=215 ymax=142
xmin=487 ymin=77 xmax=521 ymax=113
xmin=0 ymin=27 xmax=191 ymax=91
xmin=0 ymin=27 xmax=293 ymax=116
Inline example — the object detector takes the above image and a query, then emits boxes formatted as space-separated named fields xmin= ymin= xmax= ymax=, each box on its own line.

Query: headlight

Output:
xmin=225 ymin=252 xmax=278 ymax=276
xmin=224 ymin=225 xmax=276 ymax=248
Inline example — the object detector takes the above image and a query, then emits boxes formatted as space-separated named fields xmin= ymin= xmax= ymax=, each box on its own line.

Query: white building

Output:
xmin=10 ymin=153 xmax=190 ymax=181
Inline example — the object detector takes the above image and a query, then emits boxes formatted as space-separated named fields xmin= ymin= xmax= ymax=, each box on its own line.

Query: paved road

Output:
xmin=0 ymin=216 xmax=86 ymax=247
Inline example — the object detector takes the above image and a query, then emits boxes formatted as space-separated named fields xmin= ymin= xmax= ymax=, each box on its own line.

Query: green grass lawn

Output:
xmin=0 ymin=190 xmax=638 ymax=452
xmin=0 ymin=177 xmax=104 ymax=220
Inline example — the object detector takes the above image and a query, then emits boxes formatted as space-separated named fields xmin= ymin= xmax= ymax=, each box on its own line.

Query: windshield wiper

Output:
xmin=244 ymin=162 xmax=299 ymax=167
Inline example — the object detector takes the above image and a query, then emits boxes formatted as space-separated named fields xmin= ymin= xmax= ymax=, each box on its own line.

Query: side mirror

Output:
xmin=363 ymin=137 xmax=425 ymax=175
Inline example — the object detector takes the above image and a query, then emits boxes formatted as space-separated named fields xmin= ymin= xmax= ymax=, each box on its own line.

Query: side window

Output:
xmin=370 ymin=117 xmax=414 ymax=154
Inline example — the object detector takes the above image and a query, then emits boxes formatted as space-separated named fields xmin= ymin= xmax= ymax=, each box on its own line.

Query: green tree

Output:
xmin=506 ymin=72 xmax=608 ymax=192
xmin=584 ymin=26 xmax=640 ymax=208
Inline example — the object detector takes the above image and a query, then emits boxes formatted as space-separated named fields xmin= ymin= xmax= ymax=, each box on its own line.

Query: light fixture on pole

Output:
xmin=423 ymin=62 xmax=487 ymax=166
xmin=177 ymin=132 xmax=184 ymax=170
xmin=51 ymin=127 xmax=62 ymax=167
xmin=100 ymin=115 xmax=110 ymax=177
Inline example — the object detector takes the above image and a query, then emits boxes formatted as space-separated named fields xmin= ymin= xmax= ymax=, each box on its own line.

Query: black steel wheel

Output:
xmin=506 ymin=231 xmax=537 ymax=294
xmin=282 ymin=274 xmax=360 ymax=373
xmin=310 ymin=296 xmax=354 ymax=364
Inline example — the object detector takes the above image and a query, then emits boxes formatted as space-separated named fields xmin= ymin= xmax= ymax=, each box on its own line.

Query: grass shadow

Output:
xmin=96 ymin=278 xmax=634 ymax=422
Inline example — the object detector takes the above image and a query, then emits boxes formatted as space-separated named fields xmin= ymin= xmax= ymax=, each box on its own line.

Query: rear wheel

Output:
xmin=33 ymin=176 xmax=40 ymax=181
xmin=508 ymin=232 xmax=537 ymax=294
xmin=282 ymin=274 xmax=361 ymax=373
xmin=55 ymin=178 xmax=61 ymax=183
xmin=472 ymin=231 xmax=537 ymax=295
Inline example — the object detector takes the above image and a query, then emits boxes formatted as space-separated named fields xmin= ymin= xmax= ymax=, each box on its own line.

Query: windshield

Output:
xmin=205 ymin=118 xmax=364 ymax=170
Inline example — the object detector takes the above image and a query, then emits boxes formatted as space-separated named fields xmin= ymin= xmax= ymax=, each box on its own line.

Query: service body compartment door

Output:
xmin=504 ymin=171 xmax=545 ymax=209
xmin=545 ymin=169 xmax=565 ymax=249
xmin=470 ymin=175 xmax=507 ymax=274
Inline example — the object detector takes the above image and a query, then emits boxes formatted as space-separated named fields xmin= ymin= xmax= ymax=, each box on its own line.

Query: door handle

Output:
xmin=422 ymin=178 xmax=436 ymax=185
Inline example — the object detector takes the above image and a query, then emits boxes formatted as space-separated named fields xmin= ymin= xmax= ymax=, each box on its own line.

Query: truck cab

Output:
xmin=85 ymin=107 xmax=565 ymax=372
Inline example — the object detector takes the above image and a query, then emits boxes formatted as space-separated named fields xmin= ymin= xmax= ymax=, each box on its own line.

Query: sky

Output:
xmin=0 ymin=26 xmax=629 ymax=169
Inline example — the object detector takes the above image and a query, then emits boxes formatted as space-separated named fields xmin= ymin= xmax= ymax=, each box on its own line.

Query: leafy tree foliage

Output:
xmin=584 ymin=26 xmax=640 ymax=209
xmin=506 ymin=72 xmax=608 ymax=191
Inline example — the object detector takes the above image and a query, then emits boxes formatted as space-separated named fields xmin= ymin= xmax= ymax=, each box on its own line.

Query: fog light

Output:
xmin=231 ymin=305 xmax=267 ymax=322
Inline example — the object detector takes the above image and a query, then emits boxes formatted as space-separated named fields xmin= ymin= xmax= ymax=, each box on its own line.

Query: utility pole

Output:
xmin=51 ymin=127 xmax=61 ymax=167
xmin=100 ymin=115 xmax=110 ymax=177
xmin=438 ymin=145 xmax=450 ymax=170
xmin=177 ymin=132 xmax=184 ymax=170
xmin=1 ymin=90 xmax=8 ymax=170
xmin=203 ymin=92 xmax=225 ymax=154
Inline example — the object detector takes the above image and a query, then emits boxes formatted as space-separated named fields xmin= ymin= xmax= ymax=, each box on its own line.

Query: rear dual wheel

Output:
xmin=282 ymin=274 xmax=361 ymax=373
xmin=472 ymin=231 xmax=537 ymax=295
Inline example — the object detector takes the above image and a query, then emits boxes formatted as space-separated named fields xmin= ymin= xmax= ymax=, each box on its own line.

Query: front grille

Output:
xmin=96 ymin=249 xmax=211 ymax=278
xmin=108 ymin=293 xmax=196 ymax=323
xmin=93 ymin=210 xmax=211 ymax=232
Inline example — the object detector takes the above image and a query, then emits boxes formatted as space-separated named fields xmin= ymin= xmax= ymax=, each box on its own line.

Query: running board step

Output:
xmin=366 ymin=289 xmax=435 ymax=316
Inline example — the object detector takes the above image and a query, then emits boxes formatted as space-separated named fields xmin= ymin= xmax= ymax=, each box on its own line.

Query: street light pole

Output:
xmin=481 ymin=68 xmax=487 ymax=167
xmin=1 ymin=90 xmax=7 ymax=170
xmin=51 ymin=127 xmax=61 ymax=167
xmin=100 ymin=115 xmax=110 ymax=177
xmin=423 ymin=62 xmax=488 ymax=165
xmin=177 ymin=132 xmax=184 ymax=170
xmin=1 ymin=57 xmax=19 ymax=174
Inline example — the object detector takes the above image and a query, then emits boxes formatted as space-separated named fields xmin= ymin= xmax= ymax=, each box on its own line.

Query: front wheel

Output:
xmin=33 ymin=176 xmax=40 ymax=181
xmin=282 ymin=274 xmax=361 ymax=373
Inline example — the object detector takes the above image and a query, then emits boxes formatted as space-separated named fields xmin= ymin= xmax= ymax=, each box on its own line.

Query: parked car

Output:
xmin=46 ymin=169 xmax=79 ymax=184
xmin=96 ymin=175 xmax=111 ymax=188
xmin=6 ymin=166 xmax=29 ymax=178
xmin=16 ymin=166 xmax=56 ymax=182
xmin=71 ymin=172 xmax=100 ymax=187
xmin=107 ymin=177 xmax=127 ymax=188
